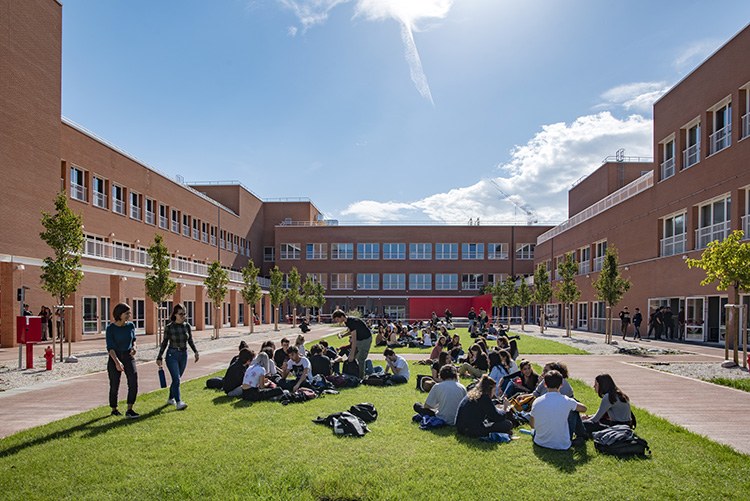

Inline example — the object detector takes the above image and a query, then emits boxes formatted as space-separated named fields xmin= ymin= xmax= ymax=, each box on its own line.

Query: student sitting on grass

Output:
xmin=419 ymin=351 xmax=452 ymax=392
xmin=294 ymin=334 xmax=307 ymax=357
xmin=582 ymin=374 xmax=633 ymax=435
xmin=223 ymin=348 xmax=255 ymax=397
xmin=488 ymin=350 xmax=519 ymax=398
xmin=242 ymin=352 xmax=284 ymax=401
xmin=274 ymin=338 xmax=290 ymax=370
xmin=458 ymin=344 xmax=489 ymax=379
xmin=420 ymin=330 xmax=433 ymax=348
xmin=387 ymin=329 xmax=403 ymax=348
xmin=446 ymin=334 xmax=463 ymax=359
xmin=532 ymin=362 xmax=574 ymax=398
xmin=279 ymin=346 xmax=313 ymax=392
xmin=230 ymin=341 xmax=249 ymax=366
xmin=383 ymin=348 xmax=410 ymax=384
xmin=413 ymin=365 xmax=467 ymax=425
xmin=309 ymin=344 xmax=332 ymax=377
xmin=375 ymin=326 xmax=387 ymax=347
xmin=504 ymin=360 xmax=539 ymax=399
xmin=429 ymin=336 xmax=447 ymax=361
xmin=455 ymin=375 xmax=515 ymax=438
xmin=529 ymin=370 xmax=588 ymax=450
xmin=495 ymin=335 xmax=519 ymax=360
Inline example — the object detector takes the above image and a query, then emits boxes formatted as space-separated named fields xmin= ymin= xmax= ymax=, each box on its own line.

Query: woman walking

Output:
xmin=106 ymin=303 xmax=139 ymax=418
xmin=157 ymin=304 xmax=199 ymax=410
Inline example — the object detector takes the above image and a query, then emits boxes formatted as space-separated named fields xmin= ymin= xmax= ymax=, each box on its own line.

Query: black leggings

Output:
xmin=242 ymin=387 xmax=284 ymax=401
xmin=108 ymin=351 xmax=138 ymax=408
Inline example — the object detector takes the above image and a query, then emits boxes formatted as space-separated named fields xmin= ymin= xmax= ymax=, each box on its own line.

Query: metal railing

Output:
xmin=660 ymin=157 xmax=675 ymax=180
xmin=70 ymin=183 xmax=87 ymax=202
xmin=578 ymin=261 xmax=590 ymax=275
xmin=743 ymin=214 xmax=750 ymax=238
xmin=709 ymin=124 xmax=731 ymax=155
xmin=171 ymin=220 xmax=179 ymax=233
xmin=683 ymin=143 xmax=700 ymax=169
xmin=743 ymin=112 xmax=750 ymax=140
xmin=660 ymin=233 xmax=686 ymax=256
xmin=696 ymin=221 xmax=730 ymax=249
xmin=145 ymin=211 xmax=155 ymax=225
xmin=130 ymin=206 xmax=141 ymax=220
xmin=93 ymin=192 xmax=107 ymax=208
xmin=159 ymin=215 xmax=168 ymax=229
xmin=593 ymin=256 xmax=604 ymax=272
xmin=112 ymin=199 xmax=125 ymax=215
xmin=538 ymin=171 xmax=653 ymax=244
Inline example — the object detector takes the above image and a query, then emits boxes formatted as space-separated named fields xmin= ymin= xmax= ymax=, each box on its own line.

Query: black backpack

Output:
xmin=349 ymin=403 xmax=378 ymax=423
xmin=343 ymin=360 xmax=360 ymax=377
xmin=362 ymin=373 xmax=393 ymax=386
xmin=313 ymin=412 xmax=369 ymax=437
xmin=592 ymin=425 xmax=651 ymax=457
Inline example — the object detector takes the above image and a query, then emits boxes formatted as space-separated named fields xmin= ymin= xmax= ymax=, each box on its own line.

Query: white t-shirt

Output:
xmin=530 ymin=392 xmax=579 ymax=450
xmin=243 ymin=364 xmax=266 ymax=388
xmin=422 ymin=335 xmax=433 ymax=347
xmin=286 ymin=356 xmax=313 ymax=382
xmin=424 ymin=380 xmax=467 ymax=425
xmin=388 ymin=355 xmax=410 ymax=380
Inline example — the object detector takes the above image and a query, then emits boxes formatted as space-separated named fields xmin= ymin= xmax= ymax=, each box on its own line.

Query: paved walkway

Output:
xmin=1 ymin=323 xmax=749 ymax=456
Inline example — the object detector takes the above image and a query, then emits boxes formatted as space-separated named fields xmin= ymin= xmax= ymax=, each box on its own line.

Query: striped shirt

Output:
xmin=157 ymin=322 xmax=198 ymax=360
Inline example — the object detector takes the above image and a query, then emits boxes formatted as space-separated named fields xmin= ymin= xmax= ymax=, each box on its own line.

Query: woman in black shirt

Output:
xmin=156 ymin=304 xmax=199 ymax=410
xmin=455 ymin=375 xmax=514 ymax=437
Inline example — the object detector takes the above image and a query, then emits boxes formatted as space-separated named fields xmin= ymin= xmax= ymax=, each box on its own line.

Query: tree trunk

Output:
xmin=250 ymin=306 xmax=255 ymax=334
xmin=292 ymin=306 xmax=297 ymax=329
xmin=565 ymin=303 xmax=571 ymax=338
xmin=540 ymin=305 xmax=545 ymax=333
xmin=274 ymin=305 xmax=279 ymax=332
xmin=521 ymin=308 xmax=526 ymax=332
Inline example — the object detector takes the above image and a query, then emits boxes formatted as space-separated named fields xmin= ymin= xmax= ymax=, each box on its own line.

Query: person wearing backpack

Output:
xmin=582 ymin=374 xmax=632 ymax=435
xmin=383 ymin=348 xmax=410 ymax=384
xmin=529 ymin=370 xmax=588 ymax=450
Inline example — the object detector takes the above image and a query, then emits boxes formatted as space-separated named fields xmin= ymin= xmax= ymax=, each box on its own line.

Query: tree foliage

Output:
xmin=145 ymin=235 xmax=176 ymax=306
xmin=204 ymin=261 xmax=229 ymax=338
xmin=268 ymin=266 xmax=286 ymax=331
xmin=241 ymin=260 xmax=263 ymax=333
xmin=300 ymin=276 xmax=316 ymax=322
xmin=286 ymin=267 xmax=302 ymax=325
xmin=592 ymin=245 xmax=631 ymax=343
xmin=533 ymin=264 xmax=553 ymax=333
xmin=555 ymin=253 xmax=581 ymax=337
xmin=516 ymin=278 xmax=533 ymax=330
xmin=490 ymin=277 xmax=517 ymax=323
xmin=313 ymin=281 xmax=326 ymax=322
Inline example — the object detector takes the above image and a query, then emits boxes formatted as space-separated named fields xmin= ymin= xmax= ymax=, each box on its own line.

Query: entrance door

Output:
xmin=577 ymin=302 xmax=588 ymax=329
xmin=685 ymin=297 xmax=706 ymax=342
xmin=82 ymin=297 xmax=98 ymax=334
xmin=707 ymin=296 xmax=727 ymax=343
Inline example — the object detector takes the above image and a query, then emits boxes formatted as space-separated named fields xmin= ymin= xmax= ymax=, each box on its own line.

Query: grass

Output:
xmin=708 ymin=377 xmax=750 ymax=393
xmin=1 ymin=362 xmax=749 ymax=500
xmin=317 ymin=327 xmax=588 ymax=356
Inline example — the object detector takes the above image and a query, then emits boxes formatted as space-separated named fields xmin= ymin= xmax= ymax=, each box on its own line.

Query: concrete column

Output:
xmin=145 ymin=296 xmax=156 ymax=336
xmin=173 ymin=283 xmax=182 ymax=306
xmin=255 ymin=298 xmax=262 ymax=325
xmin=109 ymin=275 xmax=122 ymax=307
xmin=65 ymin=291 xmax=81 ymax=342
xmin=229 ymin=289 xmax=238 ymax=327
xmin=194 ymin=285 xmax=205 ymax=331
xmin=0 ymin=262 xmax=20 ymax=347
xmin=264 ymin=295 xmax=272 ymax=325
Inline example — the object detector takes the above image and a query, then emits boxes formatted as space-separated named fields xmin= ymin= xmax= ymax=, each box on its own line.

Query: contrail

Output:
xmin=399 ymin=21 xmax=434 ymax=105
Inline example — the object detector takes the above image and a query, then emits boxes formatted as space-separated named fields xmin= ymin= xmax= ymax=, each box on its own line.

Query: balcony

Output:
xmin=696 ymin=221 xmax=730 ymax=249
xmin=578 ymin=261 xmax=590 ymax=275
xmin=93 ymin=192 xmax=107 ymax=208
xmin=112 ymin=199 xmax=125 ymax=215
xmin=683 ymin=143 xmax=700 ymax=169
xmin=709 ymin=124 xmax=731 ymax=155
xmin=743 ymin=214 xmax=750 ymax=238
xmin=660 ymin=233 xmax=686 ymax=256
xmin=70 ymin=183 xmax=87 ymax=202
xmin=130 ymin=206 xmax=141 ymax=220
xmin=660 ymin=157 xmax=675 ymax=180
xmin=593 ymin=256 xmax=604 ymax=272
xmin=159 ymin=216 xmax=168 ymax=229
xmin=145 ymin=211 xmax=155 ymax=225
xmin=743 ymin=112 xmax=750 ymax=140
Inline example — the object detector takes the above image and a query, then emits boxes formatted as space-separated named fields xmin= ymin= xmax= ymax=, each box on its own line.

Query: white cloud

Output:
xmin=673 ymin=39 xmax=721 ymax=73
xmin=340 ymin=112 xmax=653 ymax=224
xmin=277 ymin=0 xmax=455 ymax=103
xmin=598 ymin=82 xmax=671 ymax=113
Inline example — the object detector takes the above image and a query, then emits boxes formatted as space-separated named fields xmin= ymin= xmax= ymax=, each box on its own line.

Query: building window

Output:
xmin=170 ymin=209 xmax=179 ymax=233
xmin=462 ymin=273 xmax=483 ymax=290
xmin=742 ymin=87 xmax=750 ymax=140
xmin=330 ymin=273 xmax=353 ymax=290
xmin=683 ymin=121 xmax=701 ymax=169
xmin=515 ymin=243 xmax=535 ymax=260
xmin=593 ymin=241 xmax=607 ymax=272
xmin=307 ymin=273 xmax=326 ymax=287
xmin=357 ymin=243 xmax=379 ymax=260
xmin=435 ymin=243 xmax=458 ymax=260
xmin=145 ymin=198 xmax=155 ymax=225
xmin=382 ymin=243 xmax=405 ymax=260
xmin=435 ymin=273 xmax=458 ymax=290
xmin=462 ymin=243 xmax=484 ymax=260
xmin=70 ymin=166 xmax=87 ymax=202
xmin=660 ymin=137 xmax=675 ymax=181
xmin=578 ymin=246 xmax=590 ymax=275
xmin=112 ymin=185 xmax=125 ymax=215
xmin=357 ymin=273 xmax=379 ymax=290
xmin=409 ymin=243 xmax=432 ymax=260
xmin=382 ymin=273 xmax=405 ymax=290
xmin=159 ymin=204 xmax=168 ymax=229
xmin=660 ymin=213 xmax=687 ymax=257
xmin=409 ymin=273 xmax=431 ymax=290
xmin=132 ymin=299 xmax=145 ymax=330
xmin=488 ymin=243 xmax=509 ymax=260
xmin=384 ymin=306 xmax=405 ymax=320
xmin=220 ymin=230 xmax=225 ymax=249
xmin=93 ymin=176 xmax=107 ymax=208
xmin=306 ymin=243 xmax=327 ymax=260
xmin=709 ymin=101 xmax=732 ymax=155
xmin=331 ymin=243 xmax=353 ymax=260
xmin=280 ymin=243 xmax=301 ymax=260
xmin=487 ymin=273 xmax=507 ymax=286
xmin=203 ymin=223 xmax=209 ymax=243
xmin=264 ymin=246 xmax=275 ymax=262
xmin=182 ymin=214 xmax=190 ymax=237
xmin=697 ymin=196 xmax=731 ymax=249
xmin=192 ymin=219 xmax=199 ymax=240
xmin=210 ymin=226 xmax=216 ymax=246
xmin=128 ymin=192 xmax=141 ymax=220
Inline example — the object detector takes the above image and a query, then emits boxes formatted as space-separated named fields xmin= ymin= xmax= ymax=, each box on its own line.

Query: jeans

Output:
xmin=108 ymin=351 xmax=138 ymax=408
xmin=390 ymin=374 xmax=408 ymax=385
xmin=166 ymin=348 xmax=188 ymax=402
xmin=568 ymin=410 xmax=586 ymax=438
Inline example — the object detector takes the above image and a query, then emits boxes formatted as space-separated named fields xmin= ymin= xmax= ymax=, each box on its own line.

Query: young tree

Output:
xmin=491 ymin=277 xmax=516 ymax=326
xmin=686 ymin=230 xmax=750 ymax=364
xmin=516 ymin=278 xmax=533 ymax=332
xmin=592 ymin=245 xmax=631 ymax=344
xmin=145 ymin=234 xmax=176 ymax=346
xmin=555 ymin=253 xmax=581 ymax=338
xmin=313 ymin=281 xmax=326 ymax=323
xmin=533 ymin=264 xmax=553 ymax=333
xmin=286 ymin=267 xmax=302 ymax=327
xmin=269 ymin=266 xmax=286 ymax=332
xmin=204 ymin=261 xmax=229 ymax=340
xmin=301 ymin=275 xmax=316 ymax=323
xmin=240 ymin=259 xmax=263 ymax=334
xmin=40 ymin=192 xmax=84 ymax=361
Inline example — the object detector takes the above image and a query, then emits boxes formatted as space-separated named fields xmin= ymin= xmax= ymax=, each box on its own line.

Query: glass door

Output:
xmin=82 ymin=297 xmax=99 ymax=334
xmin=132 ymin=299 xmax=145 ymax=332
xmin=99 ymin=297 xmax=110 ymax=332
xmin=685 ymin=297 xmax=705 ymax=342
xmin=577 ymin=302 xmax=588 ymax=329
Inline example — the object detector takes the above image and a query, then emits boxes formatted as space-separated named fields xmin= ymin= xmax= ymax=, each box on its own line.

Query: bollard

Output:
xmin=25 ymin=343 xmax=34 ymax=369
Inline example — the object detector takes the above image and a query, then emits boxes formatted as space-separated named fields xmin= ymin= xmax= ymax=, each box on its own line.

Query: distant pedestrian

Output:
xmin=663 ymin=306 xmax=674 ymax=340
xmin=619 ymin=307 xmax=631 ymax=340
xmin=156 ymin=303 xmax=199 ymax=410
xmin=632 ymin=308 xmax=642 ymax=341
xmin=106 ymin=303 xmax=139 ymax=418
xmin=22 ymin=303 xmax=32 ymax=316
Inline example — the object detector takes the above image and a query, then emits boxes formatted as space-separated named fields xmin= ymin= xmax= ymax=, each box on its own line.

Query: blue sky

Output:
xmin=61 ymin=1 xmax=750 ymax=224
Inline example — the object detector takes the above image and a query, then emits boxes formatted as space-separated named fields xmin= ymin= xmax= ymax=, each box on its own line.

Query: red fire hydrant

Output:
xmin=44 ymin=346 xmax=54 ymax=371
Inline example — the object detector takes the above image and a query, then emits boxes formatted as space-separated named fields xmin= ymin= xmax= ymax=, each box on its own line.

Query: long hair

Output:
xmin=252 ymin=352 xmax=272 ymax=373
xmin=595 ymin=373 xmax=629 ymax=403
xmin=437 ymin=351 xmax=451 ymax=368
xmin=544 ymin=361 xmax=569 ymax=379
xmin=170 ymin=303 xmax=185 ymax=323
xmin=467 ymin=374 xmax=496 ymax=401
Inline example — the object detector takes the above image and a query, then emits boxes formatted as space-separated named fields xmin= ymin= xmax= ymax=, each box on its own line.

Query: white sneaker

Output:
xmin=175 ymin=401 xmax=188 ymax=410
xmin=167 ymin=398 xmax=176 ymax=405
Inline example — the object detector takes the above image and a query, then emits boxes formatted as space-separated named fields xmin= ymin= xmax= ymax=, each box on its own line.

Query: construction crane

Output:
xmin=487 ymin=179 xmax=538 ymax=224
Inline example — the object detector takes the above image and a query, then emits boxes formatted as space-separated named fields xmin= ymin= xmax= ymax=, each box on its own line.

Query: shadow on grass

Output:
xmin=212 ymin=394 xmax=236 ymax=405
xmin=0 ymin=405 xmax=170 ymax=458
xmin=532 ymin=442 xmax=592 ymax=473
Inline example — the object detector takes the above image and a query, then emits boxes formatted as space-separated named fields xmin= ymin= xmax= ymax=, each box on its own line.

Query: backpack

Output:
xmin=205 ymin=377 xmax=223 ymax=390
xmin=280 ymin=388 xmax=317 ymax=405
xmin=343 ymin=360 xmax=360 ymax=377
xmin=349 ymin=403 xmax=378 ymax=423
xmin=592 ymin=425 xmax=651 ymax=457
xmin=313 ymin=412 xmax=370 ymax=437
xmin=362 ymin=373 xmax=393 ymax=386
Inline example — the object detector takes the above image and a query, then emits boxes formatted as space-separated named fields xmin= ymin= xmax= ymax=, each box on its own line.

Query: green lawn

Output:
xmin=1 ymin=364 xmax=748 ymax=500
xmin=317 ymin=327 xmax=588 ymax=356
xmin=708 ymin=377 xmax=750 ymax=392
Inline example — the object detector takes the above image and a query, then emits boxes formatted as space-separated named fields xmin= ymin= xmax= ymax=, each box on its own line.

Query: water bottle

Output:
xmin=158 ymin=367 xmax=167 ymax=388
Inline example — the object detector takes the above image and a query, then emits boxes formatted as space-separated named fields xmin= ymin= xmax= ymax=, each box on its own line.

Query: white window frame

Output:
xmin=382 ymin=273 xmax=406 ymax=290
xmin=409 ymin=273 xmax=431 ymax=290
xmin=697 ymin=195 xmax=731 ymax=249
xmin=306 ymin=243 xmax=328 ymax=260
xmin=709 ymin=97 xmax=732 ymax=156
xmin=461 ymin=273 xmax=484 ymax=290
xmin=577 ymin=246 xmax=590 ymax=275
xmin=159 ymin=203 xmax=168 ymax=229
xmin=111 ymin=184 xmax=125 ymax=215
xmin=70 ymin=166 xmax=87 ymax=202
xmin=331 ymin=243 xmax=353 ymax=260
xmin=382 ymin=243 xmax=406 ymax=260
xmin=182 ymin=214 xmax=190 ymax=237
xmin=682 ymin=117 xmax=701 ymax=169
xmin=661 ymin=211 xmax=687 ymax=257
xmin=357 ymin=243 xmax=379 ymax=260
xmin=330 ymin=273 xmax=353 ymax=290
xmin=171 ymin=208 xmax=180 ymax=233
xmin=280 ymin=243 xmax=301 ymax=260
xmin=92 ymin=176 xmax=107 ymax=208
xmin=462 ymin=243 xmax=484 ymax=260
xmin=515 ymin=243 xmax=535 ymax=260
xmin=660 ymin=134 xmax=675 ymax=181
xmin=435 ymin=273 xmax=458 ymax=290
xmin=409 ymin=243 xmax=432 ymax=260
xmin=593 ymin=241 xmax=607 ymax=272
xmin=264 ymin=246 xmax=275 ymax=262
xmin=356 ymin=273 xmax=379 ymax=290
xmin=145 ymin=198 xmax=155 ymax=225
xmin=488 ymin=243 xmax=509 ymax=260
xmin=435 ymin=243 xmax=458 ymax=260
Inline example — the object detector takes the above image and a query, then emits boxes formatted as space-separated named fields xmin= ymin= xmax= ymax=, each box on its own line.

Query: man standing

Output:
xmin=529 ymin=370 xmax=587 ymax=450
xmin=619 ymin=307 xmax=631 ymax=340
xmin=332 ymin=310 xmax=372 ymax=379
xmin=632 ymin=308 xmax=643 ymax=341
xmin=663 ymin=306 xmax=674 ymax=340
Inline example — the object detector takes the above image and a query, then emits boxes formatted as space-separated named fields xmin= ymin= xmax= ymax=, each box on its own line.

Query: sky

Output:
xmin=61 ymin=1 xmax=750 ymax=225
